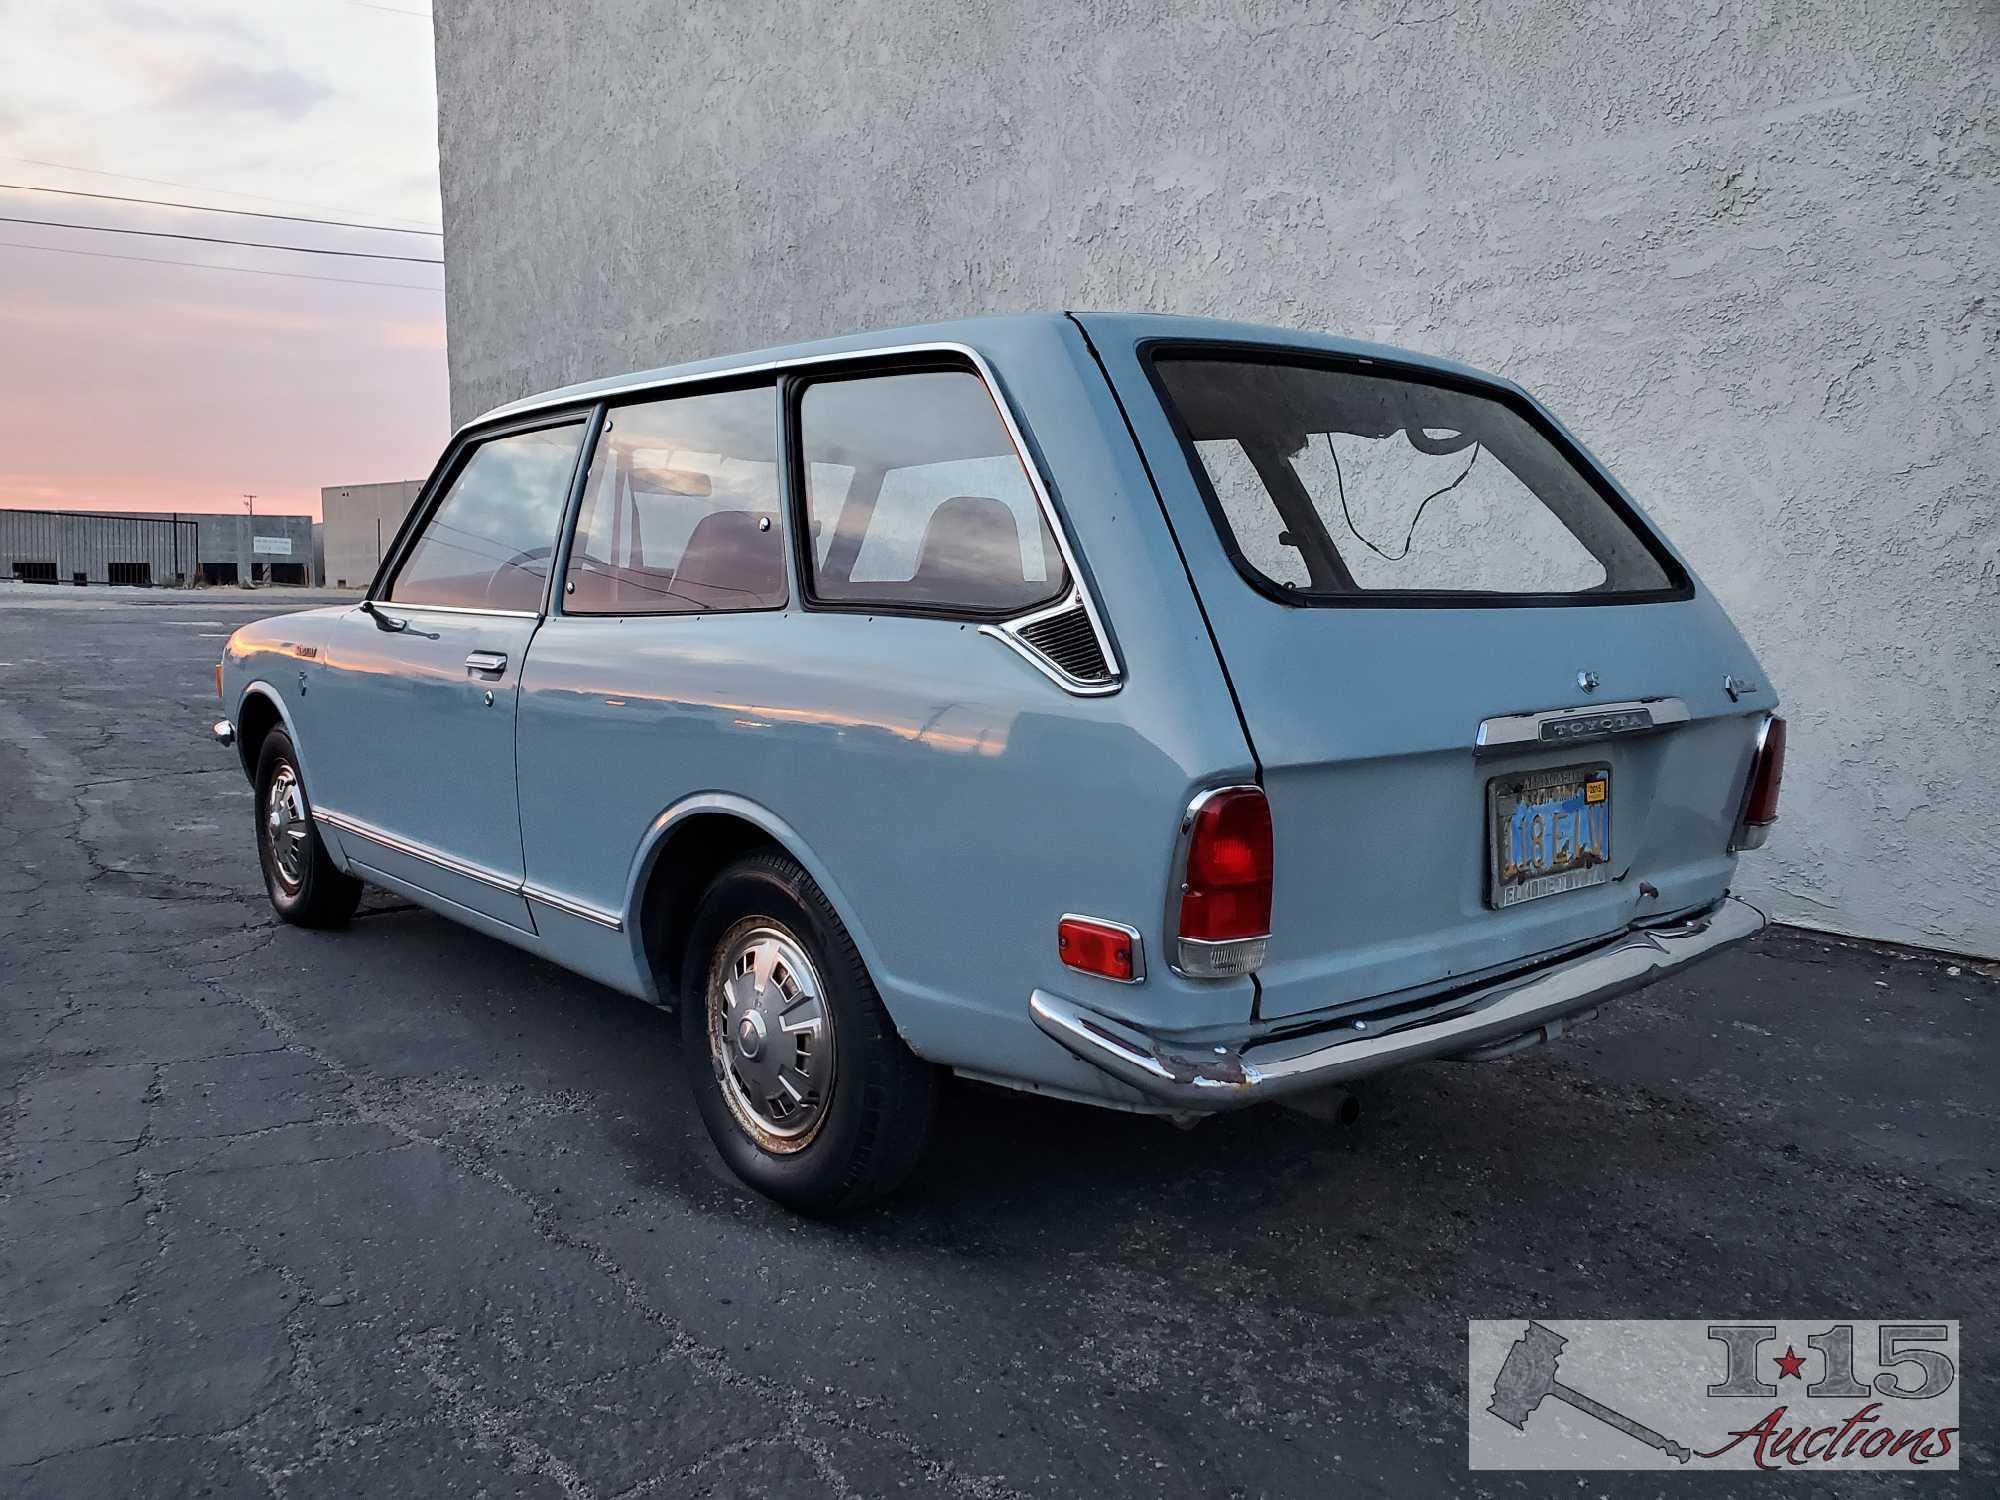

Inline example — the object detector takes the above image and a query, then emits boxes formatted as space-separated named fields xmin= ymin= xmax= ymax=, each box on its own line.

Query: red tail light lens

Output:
xmin=1057 ymin=916 xmax=1141 ymax=983
xmin=1734 ymin=716 xmax=1785 ymax=850
xmin=1176 ymin=786 xmax=1272 ymax=975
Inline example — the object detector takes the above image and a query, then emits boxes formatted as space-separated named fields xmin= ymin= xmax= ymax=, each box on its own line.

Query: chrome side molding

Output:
xmin=521 ymin=884 xmax=625 ymax=931
xmin=1475 ymin=697 xmax=1690 ymax=754
xmin=314 ymin=807 xmax=521 ymax=896
xmin=1032 ymin=895 xmax=1766 ymax=1110
xmin=316 ymin=807 xmax=627 ymax=931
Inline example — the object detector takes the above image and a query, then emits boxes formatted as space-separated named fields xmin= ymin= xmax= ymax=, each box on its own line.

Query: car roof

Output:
xmin=468 ymin=311 xmax=1517 ymax=433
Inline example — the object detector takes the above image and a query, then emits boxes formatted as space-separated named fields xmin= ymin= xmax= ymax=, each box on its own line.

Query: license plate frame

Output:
xmin=1486 ymin=762 xmax=1613 ymax=910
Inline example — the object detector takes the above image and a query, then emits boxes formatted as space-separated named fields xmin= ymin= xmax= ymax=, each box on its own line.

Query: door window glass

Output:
xmin=798 ymin=369 xmax=1067 ymax=615
xmin=389 ymin=422 xmax=584 ymax=610
xmin=564 ymin=385 xmax=785 ymax=614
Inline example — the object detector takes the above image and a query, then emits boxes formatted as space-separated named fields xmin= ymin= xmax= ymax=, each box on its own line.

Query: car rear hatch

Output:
xmin=1075 ymin=315 xmax=1777 ymax=1022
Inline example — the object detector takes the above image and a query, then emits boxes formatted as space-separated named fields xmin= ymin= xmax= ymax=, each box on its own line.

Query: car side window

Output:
xmin=798 ymin=369 xmax=1067 ymax=615
xmin=563 ymin=384 xmax=785 ymax=614
xmin=388 ymin=422 xmax=585 ymax=610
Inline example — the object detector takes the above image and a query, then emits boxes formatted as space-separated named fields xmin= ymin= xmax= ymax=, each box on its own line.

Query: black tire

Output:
xmin=254 ymin=729 xmax=362 ymax=928
xmin=680 ymin=851 xmax=936 ymax=1213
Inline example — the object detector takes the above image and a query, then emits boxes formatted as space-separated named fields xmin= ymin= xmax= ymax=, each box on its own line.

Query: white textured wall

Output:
xmin=435 ymin=0 xmax=2000 ymax=956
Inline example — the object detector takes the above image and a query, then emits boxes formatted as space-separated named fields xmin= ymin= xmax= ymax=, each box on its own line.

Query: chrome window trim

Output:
xmin=1058 ymin=912 xmax=1147 ymax=984
xmin=1162 ymin=783 xmax=1271 ymax=980
xmin=368 ymin=602 xmax=542 ymax=621
xmin=313 ymin=807 xmax=521 ymax=895
xmin=1474 ymin=696 xmax=1690 ymax=754
xmin=522 ymin=883 xmax=625 ymax=931
xmin=372 ymin=406 xmax=595 ymax=610
xmin=461 ymin=341 xmax=1122 ymax=696
xmin=977 ymin=588 xmax=1120 ymax=697
xmin=1728 ymin=712 xmax=1778 ymax=853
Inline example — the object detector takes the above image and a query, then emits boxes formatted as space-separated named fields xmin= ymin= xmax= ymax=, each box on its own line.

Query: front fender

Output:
xmin=231 ymin=681 xmax=304 ymax=780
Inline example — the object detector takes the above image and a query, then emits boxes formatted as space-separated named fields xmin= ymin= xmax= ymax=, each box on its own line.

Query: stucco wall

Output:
xmin=435 ymin=0 xmax=1999 ymax=956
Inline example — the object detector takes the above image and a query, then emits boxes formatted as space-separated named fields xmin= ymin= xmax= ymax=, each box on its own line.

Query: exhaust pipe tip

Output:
xmin=1282 ymin=1086 xmax=1361 ymax=1127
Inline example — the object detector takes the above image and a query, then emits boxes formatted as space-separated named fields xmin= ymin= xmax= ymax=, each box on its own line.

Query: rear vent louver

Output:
xmin=1015 ymin=603 xmax=1112 ymax=685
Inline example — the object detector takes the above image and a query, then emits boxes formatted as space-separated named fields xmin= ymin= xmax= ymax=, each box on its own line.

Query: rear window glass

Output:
xmin=1153 ymin=355 xmax=1680 ymax=601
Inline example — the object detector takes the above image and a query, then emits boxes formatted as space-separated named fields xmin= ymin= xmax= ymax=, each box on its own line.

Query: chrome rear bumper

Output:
xmin=1030 ymin=896 xmax=1766 ymax=1111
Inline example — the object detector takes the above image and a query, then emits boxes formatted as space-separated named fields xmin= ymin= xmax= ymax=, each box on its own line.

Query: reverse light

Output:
xmin=1732 ymin=715 xmax=1786 ymax=851
xmin=1057 ymin=916 xmax=1143 ymax=983
xmin=1174 ymin=785 xmax=1273 ymax=978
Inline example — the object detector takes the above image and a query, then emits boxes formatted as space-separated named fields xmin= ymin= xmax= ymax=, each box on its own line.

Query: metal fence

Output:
xmin=0 ymin=510 xmax=201 ymax=587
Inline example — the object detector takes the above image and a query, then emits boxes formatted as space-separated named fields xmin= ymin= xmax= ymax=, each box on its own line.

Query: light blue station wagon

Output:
xmin=215 ymin=313 xmax=1784 ymax=1211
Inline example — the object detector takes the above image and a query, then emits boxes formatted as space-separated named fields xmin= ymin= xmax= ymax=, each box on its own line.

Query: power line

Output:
xmin=0 ymin=181 xmax=441 ymax=236
xmin=0 ymin=215 xmax=444 ymax=264
xmin=0 ymin=154 xmax=441 ymax=231
xmin=0 ymin=237 xmax=443 ymax=292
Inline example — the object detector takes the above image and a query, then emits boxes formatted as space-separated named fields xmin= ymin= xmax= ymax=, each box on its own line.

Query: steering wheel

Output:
xmin=484 ymin=547 xmax=626 ymax=604
xmin=484 ymin=545 xmax=552 ymax=604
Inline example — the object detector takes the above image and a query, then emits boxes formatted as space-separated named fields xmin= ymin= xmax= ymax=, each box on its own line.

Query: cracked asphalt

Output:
xmin=2 ymin=584 xmax=1993 ymax=1497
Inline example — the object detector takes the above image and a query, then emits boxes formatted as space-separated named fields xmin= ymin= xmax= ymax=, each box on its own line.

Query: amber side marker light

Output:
xmin=214 ymin=662 xmax=223 ymax=700
xmin=1732 ymin=715 xmax=1786 ymax=851
xmin=1058 ymin=916 xmax=1142 ymax=983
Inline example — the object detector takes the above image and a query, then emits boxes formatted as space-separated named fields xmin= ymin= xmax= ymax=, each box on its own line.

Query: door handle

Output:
xmin=465 ymin=651 xmax=508 ymax=676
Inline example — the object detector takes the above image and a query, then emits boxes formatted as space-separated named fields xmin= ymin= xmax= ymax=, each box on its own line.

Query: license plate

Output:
xmin=1487 ymin=764 xmax=1612 ymax=909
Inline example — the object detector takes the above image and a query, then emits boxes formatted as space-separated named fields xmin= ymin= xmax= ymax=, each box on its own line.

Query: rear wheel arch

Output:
xmin=635 ymin=810 xmax=780 ymax=1005
xmin=627 ymin=798 xmax=896 ymax=1027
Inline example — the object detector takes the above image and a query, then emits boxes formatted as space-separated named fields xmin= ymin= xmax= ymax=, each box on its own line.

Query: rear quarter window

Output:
xmin=795 ymin=368 xmax=1068 ymax=617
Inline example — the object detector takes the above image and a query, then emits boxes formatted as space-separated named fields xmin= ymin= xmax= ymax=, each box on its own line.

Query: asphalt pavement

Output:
xmin=2 ymin=583 xmax=1992 ymax=1497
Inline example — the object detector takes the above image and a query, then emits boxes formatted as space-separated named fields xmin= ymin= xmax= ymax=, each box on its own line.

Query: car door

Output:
xmin=310 ymin=412 xmax=590 ymax=932
xmin=514 ymin=381 xmax=792 ymax=969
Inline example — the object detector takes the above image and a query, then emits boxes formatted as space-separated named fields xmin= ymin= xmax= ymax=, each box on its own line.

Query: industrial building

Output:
xmin=0 ymin=508 xmax=317 ymax=586
xmin=320 ymin=479 xmax=426 ymax=589
xmin=435 ymin=0 xmax=1997 ymax=957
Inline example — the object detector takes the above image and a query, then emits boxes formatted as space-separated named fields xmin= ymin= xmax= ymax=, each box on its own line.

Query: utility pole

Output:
xmin=243 ymin=496 xmax=257 ymax=586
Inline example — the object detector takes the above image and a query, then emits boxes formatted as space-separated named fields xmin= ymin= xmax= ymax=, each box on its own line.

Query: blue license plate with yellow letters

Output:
xmin=1487 ymin=764 xmax=1612 ymax=909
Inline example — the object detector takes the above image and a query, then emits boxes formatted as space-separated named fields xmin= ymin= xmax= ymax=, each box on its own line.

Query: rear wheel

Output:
xmin=680 ymin=851 xmax=935 ymax=1212
xmin=255 ymin=729 xmax=361 ymax=927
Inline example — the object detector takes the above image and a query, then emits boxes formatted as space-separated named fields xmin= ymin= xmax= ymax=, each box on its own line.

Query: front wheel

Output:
xmin=680 ymin=851 xmax=936 ymax=1213
xmin=255 ymin=729 xmax=361 ymax=928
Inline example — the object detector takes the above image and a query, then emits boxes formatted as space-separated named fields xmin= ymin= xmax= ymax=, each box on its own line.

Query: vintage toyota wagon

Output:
xmin=214 ymin=314 xmax=1783 ymax=1211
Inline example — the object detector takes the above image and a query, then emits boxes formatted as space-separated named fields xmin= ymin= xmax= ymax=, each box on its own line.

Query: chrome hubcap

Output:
xmin=264 ymin=763 xmax=310 ymax=891
xmin=708 ymin=921 xmax=834 ymax=1152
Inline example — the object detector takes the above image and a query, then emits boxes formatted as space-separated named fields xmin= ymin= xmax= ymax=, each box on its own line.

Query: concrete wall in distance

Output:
xmin=183 ymin=512 xmax=316 ymax=584
xmin=435 ymin=0 xmax=2000 ymax=957
xmin=321 ymin=481 xmax=426 ymax=590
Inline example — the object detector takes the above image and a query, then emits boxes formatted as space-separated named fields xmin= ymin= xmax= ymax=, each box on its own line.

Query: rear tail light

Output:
xmin=1174 ymin=785 xmax=1272 ymax=978
xmin=1057 ymin=916 xmax=1143 ymax=983
xmin=1732 ymin=715 xmax=1785 ymax=851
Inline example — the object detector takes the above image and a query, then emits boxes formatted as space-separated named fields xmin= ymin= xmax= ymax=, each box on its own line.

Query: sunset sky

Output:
xmin=0 ymin=0 xmax=448 ymax=520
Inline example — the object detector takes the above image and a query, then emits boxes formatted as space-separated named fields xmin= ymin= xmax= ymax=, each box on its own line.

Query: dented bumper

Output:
xmin=1030 ymin=895 xmax=1766 ymax=1111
